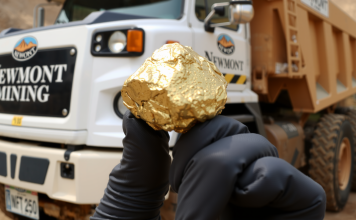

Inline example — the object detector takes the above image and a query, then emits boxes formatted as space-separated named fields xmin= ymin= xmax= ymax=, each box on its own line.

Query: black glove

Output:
xmin=170 ymin=115 xmax=325 ymax=220
xmin=91 ymin=111 xmax=171 ymax=220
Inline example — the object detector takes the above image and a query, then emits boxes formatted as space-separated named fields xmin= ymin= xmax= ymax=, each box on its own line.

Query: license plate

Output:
xmin=5 ymin=185 xmax=39 ymax=220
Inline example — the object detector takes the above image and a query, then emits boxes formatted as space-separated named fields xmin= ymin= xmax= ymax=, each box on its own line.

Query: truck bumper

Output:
xmin=0 ymin=139 xmax=122 ymax=204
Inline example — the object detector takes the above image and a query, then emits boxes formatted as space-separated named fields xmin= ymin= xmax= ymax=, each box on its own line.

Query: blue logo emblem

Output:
xmin=217 ymin=34 xmax=235 ymax=55
xmin=12 ymin=36 xmax=38 ymax=61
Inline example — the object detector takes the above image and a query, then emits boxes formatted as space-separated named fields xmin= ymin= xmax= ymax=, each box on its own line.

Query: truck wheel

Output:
xmin=0 ymin=184 xmax=19 ymax=220
xmin=343 ymin=109 xmax=356 ymax=191
xmin=309 ymin=114 xmax=355 ymax=211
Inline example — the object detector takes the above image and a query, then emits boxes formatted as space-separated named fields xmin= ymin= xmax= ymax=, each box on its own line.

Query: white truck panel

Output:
xmin=0 ymin=26 xmax=92 ymax=132
xmin=86 ymin=19 xmax=192 ymax=147
xmin=0 ymin=139 xmax=123 ymax=204
xmin=0 ymin=124 xmax=86 ymax=145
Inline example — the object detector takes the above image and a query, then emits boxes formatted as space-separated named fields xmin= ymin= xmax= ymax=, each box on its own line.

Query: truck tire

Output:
xmin=309 ymin=114 xmax=355 ymax=211
xmin=0 ymin=184 xmax=19 ymax=220
xmin=343 ymin=109 xmax=356 ymax=191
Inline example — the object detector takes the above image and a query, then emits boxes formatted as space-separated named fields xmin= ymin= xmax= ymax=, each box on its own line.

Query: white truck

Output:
xmin=1 ymin=0 xmax=356 ymax=219
xmin=0 ymin=0 xmax=257 ymax=219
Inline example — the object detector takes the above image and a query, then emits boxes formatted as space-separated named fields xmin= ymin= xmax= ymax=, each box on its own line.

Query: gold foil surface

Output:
xmin=121 ymin=43 xmax=227 ymax=133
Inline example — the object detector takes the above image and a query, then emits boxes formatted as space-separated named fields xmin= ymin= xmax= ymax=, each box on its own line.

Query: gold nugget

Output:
xmin=121 ymin=43 xmax=227 ymax=133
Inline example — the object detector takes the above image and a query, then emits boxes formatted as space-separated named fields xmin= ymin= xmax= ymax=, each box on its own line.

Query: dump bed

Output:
xmin=251 ymin=0 xmax=356 ymax=113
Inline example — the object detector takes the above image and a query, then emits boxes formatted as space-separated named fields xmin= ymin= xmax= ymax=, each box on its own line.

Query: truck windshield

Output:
xmin=55 ymin=0 xmax=183 ymax=24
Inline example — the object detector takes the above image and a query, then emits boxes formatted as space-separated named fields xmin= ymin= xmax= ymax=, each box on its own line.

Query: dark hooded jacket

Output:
xmin=92 ymin=111 xmax=326 ymax=220
xmin=169 ymin=116 xmax=325 ymax=220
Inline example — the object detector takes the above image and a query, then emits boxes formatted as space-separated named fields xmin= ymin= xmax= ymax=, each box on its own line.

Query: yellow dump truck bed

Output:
xmin=251 ymin=0 xmax=356 ymax=113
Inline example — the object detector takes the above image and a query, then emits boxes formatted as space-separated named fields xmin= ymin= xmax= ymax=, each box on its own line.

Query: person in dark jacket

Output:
xmin=91 ymin=111 xmax=326 ymax=220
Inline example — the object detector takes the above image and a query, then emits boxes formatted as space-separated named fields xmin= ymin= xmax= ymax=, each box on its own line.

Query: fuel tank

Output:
xmin=264 ymin=119 xmax=306 ymax=168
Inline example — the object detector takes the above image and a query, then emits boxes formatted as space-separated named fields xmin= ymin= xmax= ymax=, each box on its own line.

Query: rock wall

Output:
xmin=0 ymin=0 xmax=62 ymax=31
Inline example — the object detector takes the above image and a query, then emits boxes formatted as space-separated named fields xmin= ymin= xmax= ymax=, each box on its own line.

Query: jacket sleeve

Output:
xmin=91 ymin=111 xmax=171 ymax=220
xmin=225 ymin=157 xmax=326 ymax=220
xmin=171 ymin=117 xmax=324 ymax=220
xmin=169 ymin=115 xmax=252 ymax=193
xmin=172 ymin=133 xmax=279 ymax=220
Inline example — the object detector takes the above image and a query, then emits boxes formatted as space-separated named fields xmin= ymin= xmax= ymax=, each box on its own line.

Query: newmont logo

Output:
xmin=217 ymin=34 xmax=235 ymax=55
xmin=0 ymin=64 xmax=67 ymax=103
xmin=12 ymin=36 xmax=38 ymax=61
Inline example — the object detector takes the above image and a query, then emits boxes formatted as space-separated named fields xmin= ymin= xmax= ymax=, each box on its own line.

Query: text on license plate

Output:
xmin=5 ymin=185 xmax=39 ymax=220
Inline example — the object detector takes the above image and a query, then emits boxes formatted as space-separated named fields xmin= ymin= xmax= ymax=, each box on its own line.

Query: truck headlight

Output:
xmin=108 ymin=31 xmax=126 ymax=53
xmin=113 ymin=92 xmax=129 ymax=119
xmin=91 ymin=28 xmax=144 ymax=57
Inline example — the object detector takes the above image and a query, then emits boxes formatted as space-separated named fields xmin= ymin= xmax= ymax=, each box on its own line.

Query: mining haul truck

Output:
xmin=0 ymin=0 xmax=355 ymax=219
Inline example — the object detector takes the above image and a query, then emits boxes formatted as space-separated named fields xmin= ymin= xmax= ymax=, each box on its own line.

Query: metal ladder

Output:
xmin=283 ymin=0 xmax=302 ymax=76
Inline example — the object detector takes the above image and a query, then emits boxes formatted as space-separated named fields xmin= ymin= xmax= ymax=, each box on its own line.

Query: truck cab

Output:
xmin=0 ymin=0 xmax=257 ymax=219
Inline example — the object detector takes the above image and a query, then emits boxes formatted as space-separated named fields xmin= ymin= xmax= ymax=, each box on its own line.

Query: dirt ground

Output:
xmin=324 ymin=192 xmax=356 ymax=220
xmin=0 ymin=193 xmax=355 ymax=219
xmin=0 ymin=210 xmax=11 ymax=220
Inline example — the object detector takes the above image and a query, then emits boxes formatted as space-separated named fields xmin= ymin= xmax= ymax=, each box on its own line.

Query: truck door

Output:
xmin=189 ymin=0 xmax=249 ymax=91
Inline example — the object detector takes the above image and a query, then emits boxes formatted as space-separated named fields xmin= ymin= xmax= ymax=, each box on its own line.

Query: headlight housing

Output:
xmin=108 ymin=31 xmax=126 ymax=53
xmin=113 ymin=91 xmax=129 ymax=119
xmin=91 ymin=28 xmax=144 ymax=57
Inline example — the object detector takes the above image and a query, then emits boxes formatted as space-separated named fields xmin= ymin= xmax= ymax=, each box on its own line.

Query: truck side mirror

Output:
xmin=204 ymin=1 xmax=254 ymax=33
xmin=229 ymin=1 xmax=254 ymax=25
xmin=37 ymin=7 xmax=45 ymax=27
xmin=215 ymin=6 xmax=225 ymax=17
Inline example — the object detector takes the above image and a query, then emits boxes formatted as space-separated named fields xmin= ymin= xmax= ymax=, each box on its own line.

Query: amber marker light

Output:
xmin=166 ymin=40 xmax=179 ymax=44
xmin=127 ymin=30 xmax=143 ymax=52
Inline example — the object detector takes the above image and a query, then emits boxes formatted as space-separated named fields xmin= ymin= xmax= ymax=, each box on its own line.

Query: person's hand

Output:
xmin=91 ymin=111 xmax=170 ymax=220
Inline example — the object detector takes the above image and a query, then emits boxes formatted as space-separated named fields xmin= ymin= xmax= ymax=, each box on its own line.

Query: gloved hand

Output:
xmin=91 ymin=111 xmax=171 ymax=220
xmin=170 ymin=115 xmax=279 ymax=220
xmin=170 ymin=115 xmax=325 ymax=220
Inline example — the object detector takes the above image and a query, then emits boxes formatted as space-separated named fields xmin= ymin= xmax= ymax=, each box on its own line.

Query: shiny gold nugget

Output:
xmin=122 ymin=43 xmax=227 ymax=133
